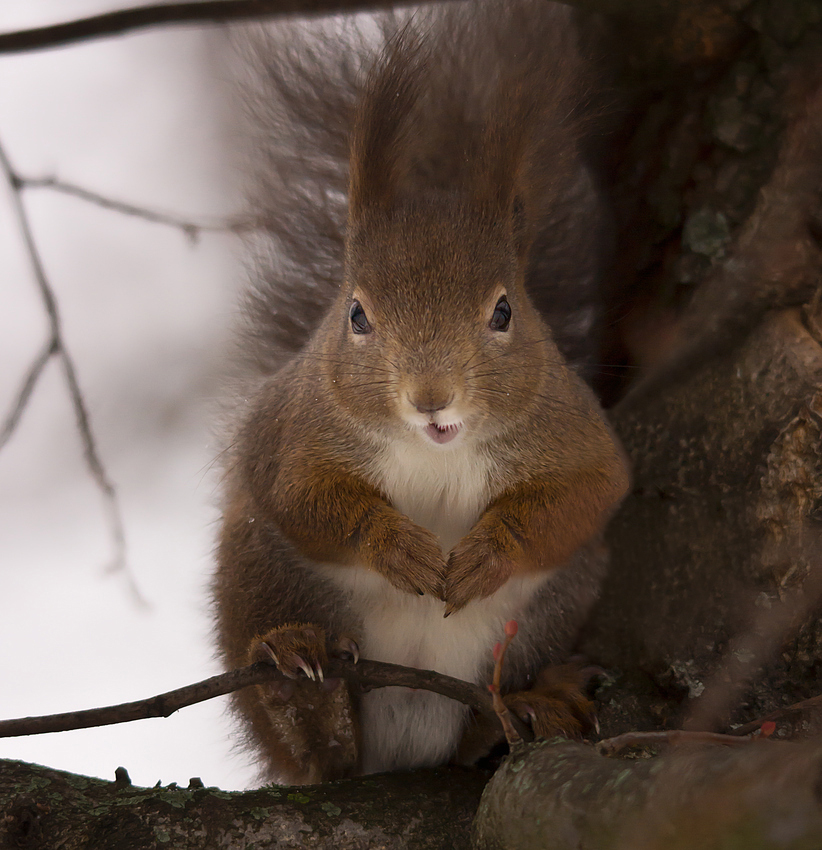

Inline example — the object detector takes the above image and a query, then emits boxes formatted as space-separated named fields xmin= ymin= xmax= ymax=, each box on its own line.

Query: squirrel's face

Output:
xmin=325 ymin=200 xmax=558 ymax=446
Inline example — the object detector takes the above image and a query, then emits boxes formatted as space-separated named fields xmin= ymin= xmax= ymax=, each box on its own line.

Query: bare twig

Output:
xmin=728 ymin=693 xmax=822 ymax=738
xmin=489 ymin=620 xmax=524 ymax=747
xmin=0 ymin=658 xmax=498 ymax=739
xmin=0 ymin=338 xmax=57 ymax=451
xmin=0 ymin=0 xmax=460 ymax=55
xmin=21 ymin=176 xmax=245 ymax=244
xmin=0 ymin=136 xmax=141 ymax=602
xmin=596 ymin=729 xmax=768 ymax=757
xmin=0 ymin=0 xmax=746 ymax=59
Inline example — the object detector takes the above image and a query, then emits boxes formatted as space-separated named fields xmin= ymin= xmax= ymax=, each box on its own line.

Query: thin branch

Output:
xmin=728 ymin=693 xmax=822 ymax=738
xmin=0 ymin=136 xmax=140 ymax=602
xmin=0 ymin=0 xmax=749 ymax=59
xmin=0 ymin=657 xmax=526 ymax=739
xmin=489 ymin=620 xmax=523 ymax=747
xmin=21 ymin=176 xmax=245 ymax=245
xmin=0 ymin=337 xmax=58 ymax=451
xmin=0 ymin=0 xmax=461 ymax=55
xmin=596 ymin=729 xmax=767 ymax=757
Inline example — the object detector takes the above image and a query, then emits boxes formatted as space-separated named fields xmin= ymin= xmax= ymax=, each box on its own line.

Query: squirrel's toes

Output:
xmin=249 ymin=623 xmax=329 ymax=683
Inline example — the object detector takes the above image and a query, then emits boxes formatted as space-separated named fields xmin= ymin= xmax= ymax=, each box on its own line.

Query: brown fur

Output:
xmin=214 ymin=0 xmax=629 ymax=784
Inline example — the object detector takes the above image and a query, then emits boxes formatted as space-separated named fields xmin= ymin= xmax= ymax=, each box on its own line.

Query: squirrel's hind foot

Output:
xmin=505 ymin=662 xmax=601 ymax=740
xmin=455 ymin=661 xmax=601 ymax=766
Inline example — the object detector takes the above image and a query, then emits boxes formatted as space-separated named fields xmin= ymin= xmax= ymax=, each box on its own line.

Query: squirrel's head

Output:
xmin=316 ymin=26 xmax=567 ymax=448
xmin=321 ymin=198 xmax=561 ymax=447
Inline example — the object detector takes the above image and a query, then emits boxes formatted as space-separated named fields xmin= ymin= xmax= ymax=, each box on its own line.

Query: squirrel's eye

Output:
xmin=349 ymin=300 xmax=371 ymax=335
xmin=489 ymin=296 xmax=511 ymax=332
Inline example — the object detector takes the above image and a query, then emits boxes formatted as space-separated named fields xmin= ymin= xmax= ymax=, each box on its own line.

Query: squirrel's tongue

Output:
xmin=425 ymin=422 xmax=460 ymax=444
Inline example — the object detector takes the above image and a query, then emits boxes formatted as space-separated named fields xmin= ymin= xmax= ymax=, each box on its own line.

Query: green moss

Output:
xmin=249 ymin=806 xmax=272 ymax=820
xmin=321 ymin=802 xmax=342 ymax=817
xmin=206 ymin=789 xmax=234 ymax=800
xmin=682 ymin=208 xmax=730 ymax=258
xmin=23 ymin=776 xmax=52 ymax=793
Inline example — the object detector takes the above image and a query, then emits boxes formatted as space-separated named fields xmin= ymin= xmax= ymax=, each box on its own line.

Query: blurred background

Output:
xmin=0 ymin=1 xmax=258 ymax=789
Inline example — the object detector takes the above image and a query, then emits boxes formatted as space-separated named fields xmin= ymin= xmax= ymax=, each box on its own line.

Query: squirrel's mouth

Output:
xmin=424 ymin=422 xmax=462 ymax=445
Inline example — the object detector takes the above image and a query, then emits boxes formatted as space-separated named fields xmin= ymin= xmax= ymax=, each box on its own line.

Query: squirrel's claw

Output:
xmin=364 ymin=513 xmax=447 ymax=599
xmin=505 ymin=662 xmax=601 ymax=740
xmin=249 ymin=624 xmax=329 ymax=683
xmin=333 ymin=635 xmax=360 ymax=665
xmin=259 ymin=641 xmax=280 ymax=667
xmin=445 ymin=531 xmax=517 ymax=613
xmin=295 ymin=657 xmax=316 ymax=681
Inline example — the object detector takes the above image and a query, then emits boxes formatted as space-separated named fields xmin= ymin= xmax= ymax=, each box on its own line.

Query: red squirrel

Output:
xmin=213 ymin=0 xmax=630 ymax=784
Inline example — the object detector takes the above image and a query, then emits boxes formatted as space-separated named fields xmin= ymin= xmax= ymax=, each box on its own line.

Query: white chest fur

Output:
xmin=316 ymin=434 xmax=550 ymax=773
xmin=375 ymin=433 xmax=491 ymax=551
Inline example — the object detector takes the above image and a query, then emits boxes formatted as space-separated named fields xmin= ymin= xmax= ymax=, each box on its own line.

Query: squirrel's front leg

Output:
xmin=269 ymin=464 xmax=448 ymax=599
xmin=445 ymin=468 xmax=626 ymax=614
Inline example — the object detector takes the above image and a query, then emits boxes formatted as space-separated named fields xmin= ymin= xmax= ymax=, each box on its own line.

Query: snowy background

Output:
xmin=0 ymin=1 xmax=259 ymax=789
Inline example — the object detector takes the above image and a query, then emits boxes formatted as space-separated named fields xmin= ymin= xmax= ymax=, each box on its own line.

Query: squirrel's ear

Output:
xmin=511 ymin=194 xmax=530 ymax=258
xmin=473 ymin=86 xmax=536 ymax=256
xmin=348 ymin=29 xmax=425 ymax=221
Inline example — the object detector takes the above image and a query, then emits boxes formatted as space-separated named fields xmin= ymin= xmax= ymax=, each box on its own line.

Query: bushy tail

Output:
xmin=234 ymin=1 xmax=610 ymax=378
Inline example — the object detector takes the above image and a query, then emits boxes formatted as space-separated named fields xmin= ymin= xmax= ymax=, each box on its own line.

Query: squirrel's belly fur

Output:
xmin=316 ymin=568 xmax=550 ymax=772
xmin=315 ymin=433 xmax=551 ymax=772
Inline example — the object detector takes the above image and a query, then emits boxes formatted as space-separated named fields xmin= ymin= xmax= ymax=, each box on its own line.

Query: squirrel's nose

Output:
xmin=409 ymin=392 xmax=454 ymax=415
xmin=414 ymin=401 xmax=449 ymax=414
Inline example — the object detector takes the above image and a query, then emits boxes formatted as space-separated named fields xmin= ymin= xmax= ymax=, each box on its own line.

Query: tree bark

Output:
xmin=583 ymin=305 xmax=822 ymax=736
xmin=473 ymin=737 xmax=822 ymax=850
xmin=0 ymin=759 xmax=487 ymax=850
xmin=576 ymin=0 xmax=822 ymax=741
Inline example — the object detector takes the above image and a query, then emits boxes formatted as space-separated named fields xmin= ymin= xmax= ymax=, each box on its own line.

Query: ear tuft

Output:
xmin=348 ymin=27 xmax=427 ymax=221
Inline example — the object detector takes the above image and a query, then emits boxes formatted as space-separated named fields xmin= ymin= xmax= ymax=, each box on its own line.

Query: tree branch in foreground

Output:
xmin=729 ymin=693 xmax=822 ymax=737
xmin=0 ymin=0 xmax=746 ymax=67
xmin=595 ymin=726 xmax=773 ymax=757
xmin=0 ymin=0 xmax=458 ymax=55
xmin=0 ymin=759 xmax=486 ymax=850
xmin=0 ymin=657 xmax=532 ymax=742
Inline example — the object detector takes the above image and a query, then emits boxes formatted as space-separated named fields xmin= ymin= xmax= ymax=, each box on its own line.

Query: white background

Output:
xmin=0 ymin=1 xmax=259 ymax=789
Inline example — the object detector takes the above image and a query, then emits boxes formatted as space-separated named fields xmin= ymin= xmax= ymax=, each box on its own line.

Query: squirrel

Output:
xmin=212 ymin=0 xmax=630 ymax=785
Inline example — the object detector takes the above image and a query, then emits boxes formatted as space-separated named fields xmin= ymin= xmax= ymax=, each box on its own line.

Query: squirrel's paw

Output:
xmin=505 ymin=663 xmax=599 ymax=740
xmin=249 ymin=624 xmax=329 ymax=684
xmin=366 ymin=514 xmax=447 ymax=599
xmin=444 ymin=524 xmax=519 ymax=615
